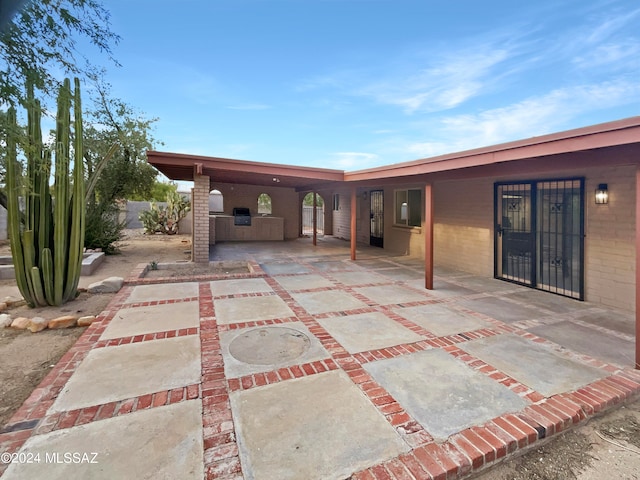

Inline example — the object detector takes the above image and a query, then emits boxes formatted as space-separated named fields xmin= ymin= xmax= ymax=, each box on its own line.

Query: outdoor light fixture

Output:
xmin=595 ymin=183 xmax=608 ymax=205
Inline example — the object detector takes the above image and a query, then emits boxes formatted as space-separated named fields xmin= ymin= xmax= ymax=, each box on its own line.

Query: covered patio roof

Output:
xmin=146 ymin=151 xmax=344 ymax=191
xmin=148 ymin=116 xmax=640 ymax=187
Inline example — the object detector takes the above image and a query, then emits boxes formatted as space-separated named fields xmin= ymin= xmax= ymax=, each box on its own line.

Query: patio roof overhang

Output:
xmin=146 ymin=151 xmax=345 ymax=192
xmin=148 ymin=116 xmax=640 ymax=188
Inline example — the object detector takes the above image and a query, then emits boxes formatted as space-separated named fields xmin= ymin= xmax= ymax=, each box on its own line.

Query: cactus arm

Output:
xmin=41 ymin=247 xmax=55 ymax=305
xmin=53 ymin=79 xmax=71 ymax=305
xmin=63 ymin=77 xmax=85 ymax=302
xmin=30 ymin=267 xmax=47 ymax=306
xmin=5 ymin=107 xmax=35 ymax=307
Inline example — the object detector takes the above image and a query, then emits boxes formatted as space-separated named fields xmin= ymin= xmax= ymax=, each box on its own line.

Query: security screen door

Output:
xmin=370 ymin=190 xmax=384 ymax=248
xmin=495 ymin=179 xmax=584 ymax=299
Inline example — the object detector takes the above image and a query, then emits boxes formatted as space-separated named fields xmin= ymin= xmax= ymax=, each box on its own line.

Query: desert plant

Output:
xmin=138 ymin=190 xmax=190 ymax=235
xmin=5 ymin=78 xmax=85 ymax=307
xmin=84 ymin=201 xmax=126 ymax=254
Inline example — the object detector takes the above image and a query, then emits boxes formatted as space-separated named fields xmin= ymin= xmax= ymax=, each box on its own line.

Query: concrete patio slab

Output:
xmin=364 ymin=349 xmax=527 ymax=441
xmin=504 ymin=290 xmax=590 ymax=314
xmin=210 ymin=278 xmax=273 ymax=296
xmin=458 ymin=296 xmax=541 ymax=323
xmin=393 ymin=304 xmax=491 ymax=337
xmin=259 ymin=262 xmax=311 ymax=275
xmin=575 ymin=310 xmax=636 ymax=336
xmin=309 ymin=260 xmax=355 ymax=272
xmin=329 ymin=271 xmax=388 ymax=286
xmin=230 ymin=370 xmax=409 ymax=480
xmin=355 ymin=284 xmax=428 ymax=305
xmin=463 ymin=334 xmax=607 ymax=397
xmin=528 ymin=321 xmax=635 ymax=368
xmin=124 ymin=281 xmax=198 ymax=304
xmin=50 ymin=336 xmax=201 ymax=413
xmin=316 ymin=312 xmax=424 ymax=354
xmin=214 ymin=295 xmax=294 ymax=324
xmin=410 ymin=279 xmax=476 ymax=297
xmin=374 ymin=267 xmax=424 ymax=281
xmin=220 ymin=322 xmax=330 ymax=377
xmin=275 ymin=274 xmax=334 ymax=291
xmin=100 ymin=301 xmax=199 ymax=340
xmin=3 ymin=400 xmax=203 ymax=480
xmin=289 ymin=290 xmax=368 ymax=315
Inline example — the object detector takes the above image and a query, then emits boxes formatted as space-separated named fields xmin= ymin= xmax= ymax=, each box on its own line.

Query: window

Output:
xmin=333 ymin=194 xmax=340 ymax=211
xmin=257 ymin=193 xmax=272 ymax=214
xmin=395 ymin=189 xmax=421 ymax=227
xmin=209 ymin=189 xmax=223 ymax=213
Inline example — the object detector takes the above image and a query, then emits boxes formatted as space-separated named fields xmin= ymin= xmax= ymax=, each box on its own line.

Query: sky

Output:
xmin=100 ymin=0 xmax=640 ymax=172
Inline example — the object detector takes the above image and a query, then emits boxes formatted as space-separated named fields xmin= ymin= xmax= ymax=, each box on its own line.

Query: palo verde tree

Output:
xmin=5 ymin=78 xmax=85 ymax=307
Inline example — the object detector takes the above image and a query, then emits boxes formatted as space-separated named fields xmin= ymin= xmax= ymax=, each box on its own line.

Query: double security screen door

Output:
xmin=495 ymin=178 xmax=584 ymax=299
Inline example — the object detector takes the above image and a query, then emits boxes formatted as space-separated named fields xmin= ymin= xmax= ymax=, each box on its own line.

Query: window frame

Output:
xmin=394 ymin=188 xmax=422 ymax=227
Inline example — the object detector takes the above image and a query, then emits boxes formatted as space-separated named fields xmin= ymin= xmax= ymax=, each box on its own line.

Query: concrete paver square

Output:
xmin=210 ymin=277 xmax=273 ymax=296
xmin=463 ymin=334 xmax=607 ymax=397
xmin=458 ymin=296 xmax=540 ymax=323
xmin=100 ymin=301 xmax=199 ymax=340
xmin=259 ymin=262 xmax=310 ymax=275
xmin=329 ymin=271 xmax=388 ymax=286
xmin=309 ymin=261 xmax=354 ymax=272
xmin=375 ymin=267 xmax=424 ymax=281
xmin=220 ymin=322 xmax=330 ymax=377
xmin=364 ymin=349 xmax=527 ymax=441
xmin=289 ymin=290 xmax=367 ymax=315
xmin=214 ymin=295 xmax=294 ymax=324
xmin=124 ymin=282 xmax=198 ymax=304
xmin=275 ymin=274 xmax=334 ymax=291
xmin=393 ymin=304 xmax=491 ymax=337
xmin=405 ymin=279 xmax=475 ymax=297
xmin=50 ymin=336 xmax=201 ymax=413
xmin=316 ymin=312 xmax=423 ymax=353
xmin=231 ymin=370 xmax=409 ymax=480
xmin=3 ymin=400 xmax=203 ymax=480
xmin=355 ymin=284 xmax=428 ymax=305
xmin=528 ymin=321 xmax=636 ymax=368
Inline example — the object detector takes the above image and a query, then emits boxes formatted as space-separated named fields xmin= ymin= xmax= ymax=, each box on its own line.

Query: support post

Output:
xmin=350 ymin=187 xmax=357 ymax=260
xmin=425 ymin=183 xmax=434 ymax=290
xmin=313 ymin=191 xmax=317 ymax=246
xmin=636 ymin=166 xmax=640 ymax=369
xmin=192 ymin=172 xmax=210 ymax=263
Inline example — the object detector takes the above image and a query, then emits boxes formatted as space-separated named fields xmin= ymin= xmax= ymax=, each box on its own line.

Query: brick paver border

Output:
xmin=1 ymin=255 xmax=639 ymax=480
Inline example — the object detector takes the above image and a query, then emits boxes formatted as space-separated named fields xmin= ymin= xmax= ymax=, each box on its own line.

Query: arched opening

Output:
xmin=302 ymin=192 xmax=324 ymax=236
xmin=257 ymin=193 xmax=272 ymax=215
xmin=209 ymin=189 xmax=223 ymax=213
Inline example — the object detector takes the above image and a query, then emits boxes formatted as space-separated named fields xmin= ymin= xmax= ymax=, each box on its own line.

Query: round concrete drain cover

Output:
xmin=229 ymin=327 xmax=311 ymax=365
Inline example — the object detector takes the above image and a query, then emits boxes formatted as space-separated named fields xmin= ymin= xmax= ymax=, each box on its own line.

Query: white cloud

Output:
xmin=403 ymin=78 xmax=640 ymax=157
xmin=358 ymin=47 xmax=512 ymax=114
xmin=331 ymin=151 xmax=379 ymax=169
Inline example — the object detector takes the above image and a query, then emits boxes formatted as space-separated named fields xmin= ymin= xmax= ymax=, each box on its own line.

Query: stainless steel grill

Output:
xmin=233 ymin=207 xmax=251 ymax=226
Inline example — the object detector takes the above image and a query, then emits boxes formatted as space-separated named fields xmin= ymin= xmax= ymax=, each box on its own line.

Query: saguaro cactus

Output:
xmin=5 ymin=78 xmax=85 ymax=307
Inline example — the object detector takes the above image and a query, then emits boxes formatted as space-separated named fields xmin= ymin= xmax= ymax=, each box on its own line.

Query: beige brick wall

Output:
xmin=192 ymin=174 xmax=210 ymax=263
xmin=583 ymin=165 xmax=635 ymax=311
xmin=433 ymin=178 xmax=494 ymax=275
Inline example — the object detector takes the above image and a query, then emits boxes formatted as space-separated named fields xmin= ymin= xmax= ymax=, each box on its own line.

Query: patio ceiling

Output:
xmin=148 ymin=116 xmax=640 ymax=188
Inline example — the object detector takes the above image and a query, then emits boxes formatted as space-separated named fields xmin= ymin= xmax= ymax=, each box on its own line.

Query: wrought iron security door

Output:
xmin=370 ymin=190 xmax=384 ymax=248
xmin=495 ymin=179 xmax=584 ymax=299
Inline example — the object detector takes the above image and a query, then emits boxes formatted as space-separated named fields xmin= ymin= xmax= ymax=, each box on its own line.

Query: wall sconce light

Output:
xmin=595 ymin=184 xmax=608 ymax=204
xmin=362 ymin=191 xmax=368 ymax=200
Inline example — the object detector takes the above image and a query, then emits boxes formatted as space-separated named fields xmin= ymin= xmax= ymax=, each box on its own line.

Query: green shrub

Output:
xmin=84 ymin=202 xmax=126 ymax=254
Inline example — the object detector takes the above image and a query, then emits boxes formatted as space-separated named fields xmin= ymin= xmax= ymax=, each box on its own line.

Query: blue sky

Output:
xmin=102 ymin=0 xmax=640 ymax=171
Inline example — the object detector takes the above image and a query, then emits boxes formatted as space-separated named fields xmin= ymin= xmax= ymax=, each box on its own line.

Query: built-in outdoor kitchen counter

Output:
xmin=209 ymin=213 xmax=284 ymax=244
